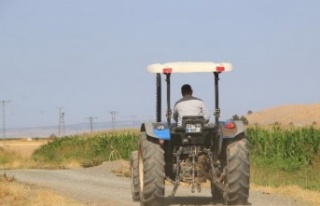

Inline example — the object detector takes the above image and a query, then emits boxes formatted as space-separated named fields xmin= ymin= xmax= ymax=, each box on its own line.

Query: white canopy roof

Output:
xmin=146 ymin=62 xmax=233 ymax=73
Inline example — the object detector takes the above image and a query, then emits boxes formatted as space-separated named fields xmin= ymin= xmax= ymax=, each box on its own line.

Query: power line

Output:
xmin=85 ymin=116 xmax=97 ymax=133
xmin=1 ymin=100 xmax=10 ymax=146
xmin=109 ymin=111 xmax=118 ymax=130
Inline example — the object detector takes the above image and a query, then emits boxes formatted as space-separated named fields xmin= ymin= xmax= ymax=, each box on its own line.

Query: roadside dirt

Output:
xmin=1 ymin=160 xmax=307 ymax=206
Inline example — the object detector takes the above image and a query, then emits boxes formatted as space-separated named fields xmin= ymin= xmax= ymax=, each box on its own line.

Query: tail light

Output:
xmin=225 ymin=121 xmax=236 ymax=129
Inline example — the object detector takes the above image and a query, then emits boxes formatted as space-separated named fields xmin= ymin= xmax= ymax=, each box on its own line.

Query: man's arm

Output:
xmin=173 ymin=104 xmax=178 ymax=122
xmin=201 ymin=102 xmax=210 ymax=123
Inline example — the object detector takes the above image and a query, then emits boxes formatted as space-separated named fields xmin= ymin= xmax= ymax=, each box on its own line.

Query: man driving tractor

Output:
xmin=173 ymin=84 xmax=210 ymax=126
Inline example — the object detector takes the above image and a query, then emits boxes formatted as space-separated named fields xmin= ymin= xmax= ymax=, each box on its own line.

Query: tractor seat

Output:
xmin=181 ymin=116 xmax=205 ymax=127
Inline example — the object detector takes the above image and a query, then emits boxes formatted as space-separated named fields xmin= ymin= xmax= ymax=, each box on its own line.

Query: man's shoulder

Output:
xmin=186 ymin=95 xmax=203 ymax=102
xmin=175 ymin=96 xmax=203 ymax=105
xmin=174 ymin=97 xmax=185 ymax=106
xmin=191 ymin=96 xmax=203 ymax=101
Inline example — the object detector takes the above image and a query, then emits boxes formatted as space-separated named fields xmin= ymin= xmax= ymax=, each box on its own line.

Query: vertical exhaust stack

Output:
xmin=214 ymin=72 xmax=220 ymax=125
xmin=156 ymin=73 xmax=162 ymax=123
xmin=165 ymin=73 xmax=172 ymax=127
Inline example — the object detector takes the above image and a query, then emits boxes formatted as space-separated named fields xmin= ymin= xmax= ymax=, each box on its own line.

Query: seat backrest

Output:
xmin=181 ymin=116 xmax=205 ymax=128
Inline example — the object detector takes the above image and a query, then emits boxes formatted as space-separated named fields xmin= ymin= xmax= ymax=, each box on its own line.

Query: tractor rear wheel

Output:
xmin=138 ymin=132 xmax=165 ymax=206
xmin=130 ymin=150 xmax=140 ymax=201
xmin=223 ymin=137 xmax=250 ymax=205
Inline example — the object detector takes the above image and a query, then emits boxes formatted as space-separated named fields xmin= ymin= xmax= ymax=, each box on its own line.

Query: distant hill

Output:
xmin=5 ymin=120 xmax=144 ymax=139
xmin=246 ymin=103 xmax=320 ymax=126
xmin=6 ymin=104 xmax=320 ymax=138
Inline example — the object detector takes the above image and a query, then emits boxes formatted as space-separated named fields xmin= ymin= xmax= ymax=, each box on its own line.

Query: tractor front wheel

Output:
xmin=130 ymin=150 xmax=140 ymax=201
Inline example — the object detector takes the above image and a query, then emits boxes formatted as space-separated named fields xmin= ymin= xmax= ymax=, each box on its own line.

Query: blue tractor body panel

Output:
xmin=153 ymin=128 xmax=171 ymax=140
xmin=141 ymin=122 xmax=171 ymax=140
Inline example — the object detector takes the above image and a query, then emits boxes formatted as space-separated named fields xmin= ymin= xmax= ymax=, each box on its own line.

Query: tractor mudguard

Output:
xmin=140 ymin=122 xmax=171 ymax=140
xmin=215 ymin=120 xmax=246 ymax=156
xmin=220 ymin=120 xmax=245 ymax=139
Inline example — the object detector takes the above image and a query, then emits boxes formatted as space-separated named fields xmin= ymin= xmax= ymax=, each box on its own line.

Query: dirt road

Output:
xmin=1 ymin=161 xmax=303 ymax=206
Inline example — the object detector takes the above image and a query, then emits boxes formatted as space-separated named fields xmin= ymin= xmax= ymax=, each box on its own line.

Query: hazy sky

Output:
xmin=1 ymin=1 xmax=319 ymax=128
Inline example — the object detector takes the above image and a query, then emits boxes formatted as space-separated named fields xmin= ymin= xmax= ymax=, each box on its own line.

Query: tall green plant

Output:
xmin=247 ymin=125 xmax=320 ymax=171
xmin=32 ymin=130 xmax=139 ymax=167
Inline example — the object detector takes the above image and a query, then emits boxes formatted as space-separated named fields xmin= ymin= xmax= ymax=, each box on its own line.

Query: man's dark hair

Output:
xmin=181 ymin=84 xmax=192 ymax=95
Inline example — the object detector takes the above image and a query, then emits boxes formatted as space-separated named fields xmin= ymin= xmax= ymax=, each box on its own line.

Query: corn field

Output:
xmin=32 ymin=126 xmax=320 ymax=171
xmin=32 ymin=129 xmax=139 ymax=167
xmin=247 ymin=125 xmax=320 ymax=170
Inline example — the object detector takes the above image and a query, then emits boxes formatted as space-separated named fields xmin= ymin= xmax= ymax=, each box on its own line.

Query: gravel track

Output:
xmin=1 ymin=161 xmax=302 ymax=206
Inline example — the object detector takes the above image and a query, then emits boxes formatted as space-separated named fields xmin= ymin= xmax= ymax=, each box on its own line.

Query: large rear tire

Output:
xmin=130 ymin=150 xmax=140 ymax=201
xmin=223 ymin=137 xmax=250 ymax=205
xmin=138 ymin=132 xmax=165 ymax=206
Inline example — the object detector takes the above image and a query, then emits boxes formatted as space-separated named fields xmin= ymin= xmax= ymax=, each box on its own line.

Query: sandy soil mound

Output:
xmin=246 ymin=103 xmax=320 ymax=126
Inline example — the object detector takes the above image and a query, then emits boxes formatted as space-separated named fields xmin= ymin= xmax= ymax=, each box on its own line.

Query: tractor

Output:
xmin=130 ymin=62 xmax=250 ymax=205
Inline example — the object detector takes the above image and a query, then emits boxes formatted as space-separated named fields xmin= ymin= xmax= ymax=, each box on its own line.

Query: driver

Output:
xmin=173 ymin=84 xmax=210 ymax=126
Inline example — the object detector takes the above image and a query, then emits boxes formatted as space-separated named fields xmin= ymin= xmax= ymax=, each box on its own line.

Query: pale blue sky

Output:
xmin=1 ymin=1 xmax=319 ymax=128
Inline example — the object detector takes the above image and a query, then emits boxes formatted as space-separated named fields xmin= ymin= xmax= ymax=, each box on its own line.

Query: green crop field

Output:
xmin=248 ymin=125 xmax=320 ymax=170
xmin=32 ymin=129 xmax=139 ymax=168
xmin=30 ymin=126 xmax=320 ymax=191
xmin=247 ymin=125 xmax=320 ymax=191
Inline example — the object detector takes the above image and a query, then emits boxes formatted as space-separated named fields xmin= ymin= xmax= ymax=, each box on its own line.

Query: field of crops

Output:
xmin=31 ymin=125 xmax=320 ymax=190
xmin=247 ymin=125 xmax=320 ymax=191
xmin=32 ymin=129 xmax=139 ymax=167
xmin=247 ymin=125 xmax=320 ymax=170
xmin=32 ymin=126 xmax=320 ymax=168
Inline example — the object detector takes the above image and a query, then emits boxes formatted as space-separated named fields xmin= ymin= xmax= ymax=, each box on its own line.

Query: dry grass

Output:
xmin=251 ymin=184 xmax=320 ymax=206
xmin=0 ymin=180 xmax=84 ymax=206
xmin=1 ymin=139 xmax=50 ymax=157
xmin=0 ymin=139 xmax=56 ymax=169
xmin=0 ymin=139 xmax=84 ymax=205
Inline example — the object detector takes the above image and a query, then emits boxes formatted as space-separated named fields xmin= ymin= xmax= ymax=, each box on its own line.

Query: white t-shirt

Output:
xmin=173 ymin=95 xmax=210 ymax=126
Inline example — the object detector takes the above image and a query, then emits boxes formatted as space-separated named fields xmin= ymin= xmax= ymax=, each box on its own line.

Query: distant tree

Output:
xmin=240 ymin=116 xmax=249 ymax=125
xmin=231 ymin=114 xmax=249 ymax=125
xmin=247 ymin=110 xmax=253 ymax=115
xmin=232 ymin=114 xmax=240 ymax=120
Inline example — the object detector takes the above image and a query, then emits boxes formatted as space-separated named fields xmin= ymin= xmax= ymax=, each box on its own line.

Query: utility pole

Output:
xmin=1 ymin=100 xmax=10 ymax=146
xmin=109 ymin=111 xmax=118 ymax=130
xmin=86 ymin=116 xmax=97 ymax=133
xmin=57 ymin=107 xmax=65 ymax=137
